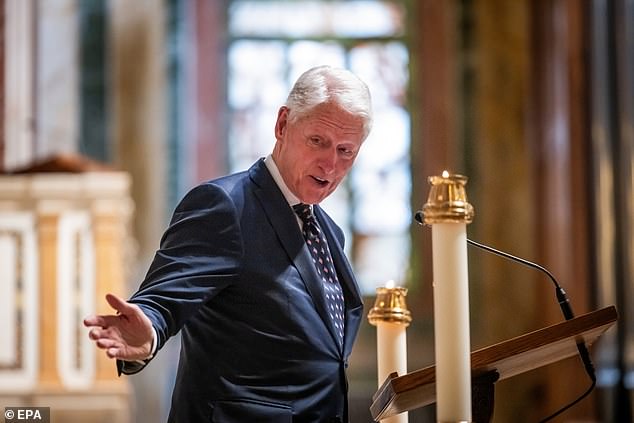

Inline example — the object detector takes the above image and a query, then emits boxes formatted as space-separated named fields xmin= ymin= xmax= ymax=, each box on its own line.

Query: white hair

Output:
xmin=285 ymin=65 xmax=373 ymax=139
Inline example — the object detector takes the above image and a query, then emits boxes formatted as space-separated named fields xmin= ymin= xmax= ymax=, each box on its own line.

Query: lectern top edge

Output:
xmin=370 ymin=305 xmax=618 ymax=420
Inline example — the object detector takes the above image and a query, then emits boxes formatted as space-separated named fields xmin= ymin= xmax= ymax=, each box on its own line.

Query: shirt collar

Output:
xmin=264 ymin=154 xmax=302 ymax=207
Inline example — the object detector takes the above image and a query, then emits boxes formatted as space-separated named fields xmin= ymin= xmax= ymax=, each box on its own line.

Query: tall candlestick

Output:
xmin=368 ymin=280 xmax=412 ymax=423
xmin=422 ymin=171 xmax=474 ymax=423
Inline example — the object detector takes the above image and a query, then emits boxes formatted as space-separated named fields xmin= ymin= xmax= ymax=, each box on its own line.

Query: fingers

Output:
xmin=83 ymin=293 xmax=139 ymax=328
xmin=83 ymin=315 xmax=108 ymax=328
xmin=106 ymin=347 xmax=122 ymax=359
xmin=94 ymin=338 xmax=127 ymax=360
xmin=88 ymin=327 xmax=136 ymax=359
xmin=88 ymin=327 xmax=122 ymax=358
xmin=87 ymin=326 xmax=118 ymax=342
xmin=83 ymin=314 xmax=121 ymax=329
xmin=96 ymin=339 xmax=132 ymax=360
xmin=104 ymin=346 xmax=139 ymax=360
xmin=96 ymin=337 xmax=118 ymax=350
xmin=83 ymin=315 xmax=101 ymax=327
xmin=90 ymin=330 xmax=119 ymax=356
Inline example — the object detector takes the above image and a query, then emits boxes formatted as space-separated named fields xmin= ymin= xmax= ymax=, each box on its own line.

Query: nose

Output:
xmin=317 ymin=147 xmax=337 ymax=174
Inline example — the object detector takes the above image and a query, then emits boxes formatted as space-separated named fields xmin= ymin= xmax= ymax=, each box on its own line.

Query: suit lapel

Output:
xmin=249 ymin=160 xmax=342 ymax=348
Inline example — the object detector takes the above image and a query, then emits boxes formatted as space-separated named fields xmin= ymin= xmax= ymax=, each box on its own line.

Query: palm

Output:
xmin=108 ymin=311 xmax=153 ymax=356
xmin=84 ymin=294 xmax=154 ymax=361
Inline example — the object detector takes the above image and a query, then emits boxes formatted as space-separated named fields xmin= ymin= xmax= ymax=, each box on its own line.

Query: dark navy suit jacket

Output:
xmin=118 ymin=159 xmax=364 ymax=422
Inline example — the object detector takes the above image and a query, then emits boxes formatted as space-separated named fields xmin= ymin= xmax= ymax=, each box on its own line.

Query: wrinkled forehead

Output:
xmin=295 ymin=104 xmax=366 ymax=135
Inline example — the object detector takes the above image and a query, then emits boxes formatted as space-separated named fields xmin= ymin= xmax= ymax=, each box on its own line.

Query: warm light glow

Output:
xmin=442 ymin=170 xmax=449 ymax=178
xmin=385 ymin=280 xmax=395 ymax=289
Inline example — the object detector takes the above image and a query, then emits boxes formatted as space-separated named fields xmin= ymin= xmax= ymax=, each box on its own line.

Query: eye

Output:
xmin=338 ymin=146 xmax=356 ymax=158
xmin=309 ymin=137 xmax=322 ymax=146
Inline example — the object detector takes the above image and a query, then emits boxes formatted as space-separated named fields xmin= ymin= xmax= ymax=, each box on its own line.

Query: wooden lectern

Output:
xmin=370 ymin=306 xmax=618 ymax=421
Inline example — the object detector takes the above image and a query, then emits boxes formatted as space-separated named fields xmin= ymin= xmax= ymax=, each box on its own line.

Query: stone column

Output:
xmin=35 ymin=0 xmax=80 ymax=156
xmin=2 ymin=0 xmax=36 ymax=169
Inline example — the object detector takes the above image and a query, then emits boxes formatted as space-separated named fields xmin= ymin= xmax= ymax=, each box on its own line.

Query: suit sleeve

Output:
xmin=119 ymin=183 xmax=243 ymax=374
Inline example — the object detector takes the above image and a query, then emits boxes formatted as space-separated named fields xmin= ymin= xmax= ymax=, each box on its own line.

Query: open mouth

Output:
xmin=311 ymin=176 xmax=329 ymax=187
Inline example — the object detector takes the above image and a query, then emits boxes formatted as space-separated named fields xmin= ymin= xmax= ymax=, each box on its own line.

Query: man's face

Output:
xmin=272 ymin=103 xmax=366 ymax=204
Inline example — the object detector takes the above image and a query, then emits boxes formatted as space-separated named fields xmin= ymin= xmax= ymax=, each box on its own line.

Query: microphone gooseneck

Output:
xmin=415 ymin=206 xmax=597 ymax=419
xmin=464 ymin=238 xmax=595 ymax=380
xmin=464 ymin=237 xmax=597 ymax=422
xmin=465 ymin=239 xmax=573 ymax=317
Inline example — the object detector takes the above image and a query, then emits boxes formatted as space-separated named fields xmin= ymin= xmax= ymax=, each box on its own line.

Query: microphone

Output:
xmin=415 ymin=212 xmax=596 ymax=421
xmin=414 ymin=210 xmax=595 ymax=382
xmin=464 ymin=238 xmax=596 ymax=383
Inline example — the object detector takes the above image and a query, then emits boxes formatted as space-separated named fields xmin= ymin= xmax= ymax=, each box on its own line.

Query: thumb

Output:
xmin=105 ymin=293 xmax=136 ymax=316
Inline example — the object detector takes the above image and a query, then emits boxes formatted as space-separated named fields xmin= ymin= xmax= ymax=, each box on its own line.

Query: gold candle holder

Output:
xmin=419 ymin=171 xmax=474 ymax=225
xmin=368 ymin=281 xmax=412 ymax=412
xmin=368 ymin=285 xmax=412 ymax=326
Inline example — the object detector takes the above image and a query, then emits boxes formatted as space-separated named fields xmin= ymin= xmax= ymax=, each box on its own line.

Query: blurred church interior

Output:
xmin=0 ymin=0 xmax=631 ymax=422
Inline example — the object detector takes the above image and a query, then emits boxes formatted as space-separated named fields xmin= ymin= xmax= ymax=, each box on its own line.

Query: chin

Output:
xmin=301 ymin=186 xmax=335 ymax=204
xmin=301 ymin=194 xmax=324 ymax=205
xmin=312 ymin=193 xmax=332 ymax=205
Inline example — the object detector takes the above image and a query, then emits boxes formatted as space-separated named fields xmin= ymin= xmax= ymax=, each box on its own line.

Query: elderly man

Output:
xmin=84 ymin=65 xmax=373 ymax=422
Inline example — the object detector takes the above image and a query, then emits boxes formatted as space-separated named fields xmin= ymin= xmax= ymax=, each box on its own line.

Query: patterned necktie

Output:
xmin=293 ymin=203 xmax=345 ymax=345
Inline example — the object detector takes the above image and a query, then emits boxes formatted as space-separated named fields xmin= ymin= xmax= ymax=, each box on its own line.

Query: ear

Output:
xmin=274 ymin=106 xmax=289 ymax=139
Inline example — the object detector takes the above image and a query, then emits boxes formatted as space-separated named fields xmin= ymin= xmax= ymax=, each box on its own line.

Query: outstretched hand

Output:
xmin=84 ymin=293 xmax=154 ymax=361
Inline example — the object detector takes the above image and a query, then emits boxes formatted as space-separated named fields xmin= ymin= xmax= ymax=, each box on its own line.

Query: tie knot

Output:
xmin=293 ymin=203 xmax=319 ymax=235
xmin=293 ymin=203 xmax=313 ymax=222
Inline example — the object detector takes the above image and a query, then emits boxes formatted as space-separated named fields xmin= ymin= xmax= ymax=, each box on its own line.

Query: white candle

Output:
xmin=368 ymin=281 xmax=411 ymax=423
xmin=432 ymin=222 xmax=471 ymax=422
xmin=376 ymin=321 xmax=408 ymax=423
